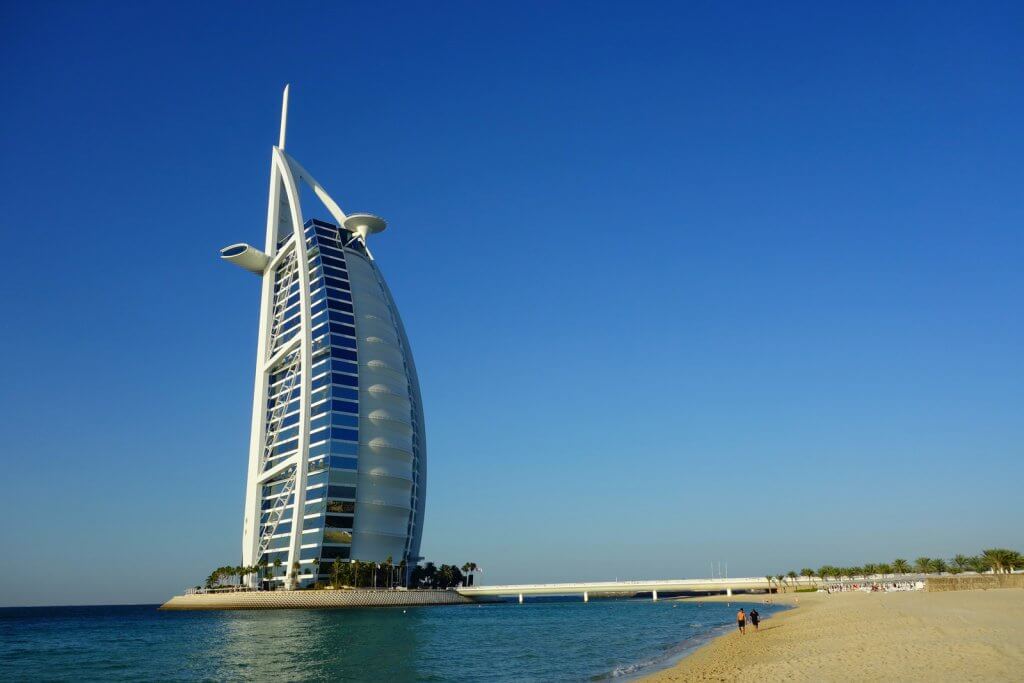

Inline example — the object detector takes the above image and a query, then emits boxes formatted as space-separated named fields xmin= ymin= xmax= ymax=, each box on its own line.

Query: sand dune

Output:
xmin=646 ymin=588 xmax=1024 ymax=681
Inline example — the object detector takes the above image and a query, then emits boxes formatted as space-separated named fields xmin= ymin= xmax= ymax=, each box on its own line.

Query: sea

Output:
xmin=0 ymin=597 xmax=784 ymax=681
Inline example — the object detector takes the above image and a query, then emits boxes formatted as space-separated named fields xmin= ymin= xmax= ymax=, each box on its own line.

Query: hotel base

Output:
xmin=159 ymin=589 xmax=478 ymax=611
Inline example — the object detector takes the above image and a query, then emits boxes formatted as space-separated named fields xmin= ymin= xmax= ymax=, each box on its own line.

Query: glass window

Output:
xmin=331 ymin=426 xmax=358 ymax=441
xmin=332 ymin=359 xmax=358 ymax=375
xmin=324 ymin=529 xmax=352 ymax=544
xmin=331 ymin=374 xmax=358 ymax=389
xmin=325 ymin=515 xmax=354 ymax=529
xmin=324 ymin=275 xmax=348 ymax=290
xmin=270 ymin=439 xmax=298 ymax=457
xmin=264 ymin=550 xmax=288 ymax=565
xmin=329 ymin=300 xmax=354 ymax=314
xmin=330 ymin=455 xmax=358 ymax=470
xmin=325 ymin=285 xmax=351 ymax=299
xmin=332 ymin=387 xmax=358 ymax=402
xmin=332 ymin=399 xmax=358 ymax=415
xmin=321 ymin=254 xmax=347 ymax=270
xmin=263 ymin=521 xmax=291 ymax=536
xmin=328 ymin=485 xmax=356 ymax=499
xmin=310 ymin=310 xmax=328 ymax=329
xmin=327 ymin=500 xmax=355 ymax=514
xmin=332 ymin=413 xmax=357 ymax=429
xmin=329 ymin=440 xmax=359 ymax=456
xmin=331 ymin=347 xmax=357 ymax=362
xmin=329 ymin=316 xmax=356 ymax=331
xmin=321 ymin=546 xmax=351 ymax=560
xmin=273 ymin=426 xmax=298 ymax=443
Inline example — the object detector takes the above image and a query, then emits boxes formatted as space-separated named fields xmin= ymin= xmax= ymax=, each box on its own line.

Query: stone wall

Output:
xmin=160 ymin=589 xmax=477 ymax=611
xmin=925 ymin=574 xmax=1024 ymax=592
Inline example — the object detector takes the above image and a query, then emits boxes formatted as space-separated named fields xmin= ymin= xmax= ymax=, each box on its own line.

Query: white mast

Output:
xmin=279 ymin=84 xmax=290 ymax=150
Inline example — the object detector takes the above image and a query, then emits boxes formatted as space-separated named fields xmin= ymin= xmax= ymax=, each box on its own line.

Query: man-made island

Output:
xmin=160 ymin=588 xmax=479 ymax=610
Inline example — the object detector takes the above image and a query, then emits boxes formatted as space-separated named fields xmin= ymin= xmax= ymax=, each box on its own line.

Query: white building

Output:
xmin=221 ymin=87 xmax=426 ymax=588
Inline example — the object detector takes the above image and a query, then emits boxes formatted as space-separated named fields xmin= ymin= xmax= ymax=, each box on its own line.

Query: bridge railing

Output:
xmin=458 ymin=577 xmax=771 ymax=592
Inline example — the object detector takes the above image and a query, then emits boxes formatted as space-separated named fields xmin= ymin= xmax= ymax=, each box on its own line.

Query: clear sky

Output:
xmin=1 ymin=2 xmax=1021 ymax=606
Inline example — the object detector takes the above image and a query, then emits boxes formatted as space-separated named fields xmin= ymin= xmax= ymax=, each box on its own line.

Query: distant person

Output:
xmin=737 ymin=608 xmax=746 ymax=634
xmin=750 ymin=609 xmax=760 ymax=631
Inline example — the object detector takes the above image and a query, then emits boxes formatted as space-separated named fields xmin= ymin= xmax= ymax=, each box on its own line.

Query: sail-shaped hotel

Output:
xmin=221 ymin=87 xmax=426 ymax=588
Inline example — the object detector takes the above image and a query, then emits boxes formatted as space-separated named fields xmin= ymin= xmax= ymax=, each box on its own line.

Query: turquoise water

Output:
xmin=0 ymin=598 xmax=783 ymax=681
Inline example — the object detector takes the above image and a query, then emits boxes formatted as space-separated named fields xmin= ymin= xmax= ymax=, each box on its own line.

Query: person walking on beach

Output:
xmin=750 ymin=609 xmax=760 ymax=631
xmin=736 ymin=608 xmax=746 ymax=634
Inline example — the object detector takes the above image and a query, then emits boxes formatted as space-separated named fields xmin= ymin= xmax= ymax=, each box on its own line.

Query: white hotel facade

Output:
xmin=221 ymin=87 xmax=426 ymax=588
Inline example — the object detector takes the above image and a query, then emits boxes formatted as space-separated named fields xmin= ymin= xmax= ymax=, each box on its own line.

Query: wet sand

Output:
xmin=646 ymin=588 xmax=1024 ymax=681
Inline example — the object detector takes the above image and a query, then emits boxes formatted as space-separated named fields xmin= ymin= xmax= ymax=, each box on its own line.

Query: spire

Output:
xmin=279 ymin=84 xmax=290 ymax=149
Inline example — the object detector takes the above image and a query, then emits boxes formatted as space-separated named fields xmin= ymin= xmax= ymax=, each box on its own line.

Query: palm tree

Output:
xmin=863 ymin=563 xmax=877 ymax=578
xmin=423 ymin=562 xmax=438 ymax=588
xmin=1008 ymin=551 xmax=1023 ymax=573
xmin=765 ymin=575 xmax=774 ymax=593
xmin=982 ymin=549 xmax=1018 ymax=574
xmin=290 ymin=561 xmax=300 ymax=588
xmin=273 ymin=557 xmax=282 ymax=582
xmin=775 ymin=574 xmax=785 ymax=592
xmin=311 ymin=559 xmax=321 ymax=585
xmin=878 ymin=563 xmax=893 ymax=577
xmin=787 ymin=571 xmax=798 ymax=589
xmin=914 ymin=557 xmax=932 ymax=574
xmin=800 ymin=568 xmax=814 ymax=586
xmin=929 ymin=558 xmax=948 ymax=574
xmin=951 ymin=554 xmax=970 ymax=573
xmin=331 ymin=558 xmax=343 ymax=587
xmin=351 ymin=559 xmax=361 ymax=588
xmin=259 ymin=556 xmax=269 ymax=589
xmin=892 ymin=558 xmax=910 ymax=575
xmin=967 ymin=555 xmax=989 ymax=574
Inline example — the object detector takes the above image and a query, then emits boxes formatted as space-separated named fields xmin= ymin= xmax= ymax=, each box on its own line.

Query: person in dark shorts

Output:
xmin=750 ymin=609 xmax=760 ymax=631
xmin=736 ymin=608 xmax=746 ymax=634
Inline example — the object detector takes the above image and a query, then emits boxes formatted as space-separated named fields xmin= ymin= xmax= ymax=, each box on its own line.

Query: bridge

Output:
xmin=457 ymin=577 xmax=797 ymax=603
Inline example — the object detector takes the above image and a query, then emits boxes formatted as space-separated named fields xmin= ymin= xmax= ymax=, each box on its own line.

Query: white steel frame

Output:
xmin=239 ymin=86 xmax=357 ymax=588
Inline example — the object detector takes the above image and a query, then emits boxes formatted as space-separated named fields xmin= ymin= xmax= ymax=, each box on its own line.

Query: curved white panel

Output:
xmin=348 ymin=251 xmax=421 ymax=563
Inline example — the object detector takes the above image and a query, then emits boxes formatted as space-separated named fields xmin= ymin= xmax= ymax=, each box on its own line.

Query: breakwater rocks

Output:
xmin=160 ymin=588 xmax=478 ymax=611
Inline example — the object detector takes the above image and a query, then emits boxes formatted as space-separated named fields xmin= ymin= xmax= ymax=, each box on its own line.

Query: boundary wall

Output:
xmin=926 ymin=575 xmax=1024 ymax=592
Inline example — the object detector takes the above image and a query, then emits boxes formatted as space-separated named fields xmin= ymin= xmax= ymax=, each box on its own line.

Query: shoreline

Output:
xmin=629 ymin=594 xmax=791 ymax=680
xmin=644 ymin=588 xmax=1024 ymax=681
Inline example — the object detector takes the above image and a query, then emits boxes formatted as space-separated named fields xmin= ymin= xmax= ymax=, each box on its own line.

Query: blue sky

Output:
xmin=1 ymin=2 xmax=1021 ymax=606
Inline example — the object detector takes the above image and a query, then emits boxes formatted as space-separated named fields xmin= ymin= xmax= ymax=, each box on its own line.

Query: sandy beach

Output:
xmin=646 ymin=588 xmax=1024 ymax=681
